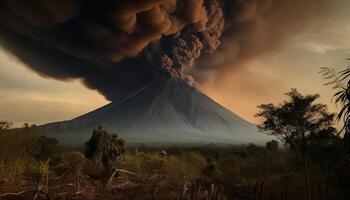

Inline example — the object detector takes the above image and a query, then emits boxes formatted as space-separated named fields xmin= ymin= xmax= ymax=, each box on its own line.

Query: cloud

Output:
xmin=0 ymin=0 xmax=330 ymax=101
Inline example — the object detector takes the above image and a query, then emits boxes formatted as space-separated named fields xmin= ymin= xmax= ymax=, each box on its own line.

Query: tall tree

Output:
xmin=256 ymin=89 xmax=337 ymax=200
xmin=334 ymin=67 xmax=350 ymax=150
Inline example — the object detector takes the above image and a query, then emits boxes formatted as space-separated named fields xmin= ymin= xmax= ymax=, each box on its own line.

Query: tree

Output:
xmin=266 ymin=140 xmax=279 ymax=152
xmin=320 ymin=65 xmax=350 ymax=198
xmin=84 ymin=126 xmax=125 ymax=174
xmin=256 ymin=89 xmax=337 ymax=200
xmin=334 ymin=67 xmax=350 ymax=152
xmin=320 ymin=66 xmax=350 ymax=149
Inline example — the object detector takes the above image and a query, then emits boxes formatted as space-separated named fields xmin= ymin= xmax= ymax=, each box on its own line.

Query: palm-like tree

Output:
xmin=334 ymin=67 xmax=350 ymax=135
xmin=320 ymin=65 xmax=349 ymax=133
xmin=320 ymin=64 xmax=350 ymax=152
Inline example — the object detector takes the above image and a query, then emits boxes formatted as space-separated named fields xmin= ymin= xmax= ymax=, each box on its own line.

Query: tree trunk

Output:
xmin=302 ymin=152 xmax=311 ymax=200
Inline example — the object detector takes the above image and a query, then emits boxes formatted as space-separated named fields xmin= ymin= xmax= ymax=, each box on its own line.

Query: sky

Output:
xmin=203 ymin=1 xmax=350 ymax=123
xmin=0 ymin=0 xmax=350 ymax=127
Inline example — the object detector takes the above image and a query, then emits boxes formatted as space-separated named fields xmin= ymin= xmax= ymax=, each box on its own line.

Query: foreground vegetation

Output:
xmin=0 ymin=124 xmax=349 ymax=200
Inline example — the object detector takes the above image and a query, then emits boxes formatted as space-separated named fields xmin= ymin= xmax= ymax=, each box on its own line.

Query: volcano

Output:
xmin=41 ymin=79 xmax=272 ymax=145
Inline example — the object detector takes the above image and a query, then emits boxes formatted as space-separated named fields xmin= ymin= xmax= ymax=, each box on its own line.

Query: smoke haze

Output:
xmin=0 ymin=0 xmax=330 ymax=101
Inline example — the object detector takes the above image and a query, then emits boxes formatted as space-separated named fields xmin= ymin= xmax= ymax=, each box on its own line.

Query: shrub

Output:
xmin=84 ymin=126 xmax=125 ymax=174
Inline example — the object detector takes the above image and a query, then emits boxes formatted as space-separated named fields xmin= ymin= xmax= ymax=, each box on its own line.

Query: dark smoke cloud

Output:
xmin=0 ymin=0 xmax=329 ymax=101
xmin=192 ymin=0 xmax=330 ymax=82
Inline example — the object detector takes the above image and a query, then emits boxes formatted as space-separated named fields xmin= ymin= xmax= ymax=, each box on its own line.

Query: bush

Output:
xmin=85 ymin=126 xmax=125 ymax=174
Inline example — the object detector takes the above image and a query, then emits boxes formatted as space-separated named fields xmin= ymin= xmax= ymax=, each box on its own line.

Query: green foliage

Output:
xmin=84 ymin=126 xmax=125 ymax=173
xmin=266 ymin=140 xmax=279 ymax=152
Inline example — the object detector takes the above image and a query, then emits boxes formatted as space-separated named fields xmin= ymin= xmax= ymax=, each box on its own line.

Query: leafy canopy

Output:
xmin=256 ymin=89 xmax=337 ymax=152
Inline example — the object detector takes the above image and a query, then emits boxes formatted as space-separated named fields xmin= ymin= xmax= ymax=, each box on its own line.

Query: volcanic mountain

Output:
xmin=41 ymin=79 xmax=272 ymax=145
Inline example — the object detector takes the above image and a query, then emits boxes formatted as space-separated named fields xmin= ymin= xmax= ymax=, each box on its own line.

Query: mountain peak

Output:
xmin=41 ymin=78 xmax=272 ymax=145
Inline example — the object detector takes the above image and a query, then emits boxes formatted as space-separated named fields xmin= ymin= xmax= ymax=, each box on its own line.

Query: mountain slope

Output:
xmin=41 ymin=79 xmax=272 ymax=145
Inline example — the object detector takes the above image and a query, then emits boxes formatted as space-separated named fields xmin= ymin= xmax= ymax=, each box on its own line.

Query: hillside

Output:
xmin=41 ymin=79 xmax=272 ymax=145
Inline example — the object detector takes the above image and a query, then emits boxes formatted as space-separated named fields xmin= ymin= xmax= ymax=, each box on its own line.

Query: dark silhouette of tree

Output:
xmin=266 ymin=140 xmax=279 ymax=152
xmin=320 ymin=66 xmax=350 ymax=147
xmin=84 ymin=126 xmax=125 ymax=174
xmin=320 ymin=65 xmax=350 ymax=198
xmin=256 ymin=89 xmax=337 ymax=200
xmin=334 ymin=67 xmax=350 ymax=153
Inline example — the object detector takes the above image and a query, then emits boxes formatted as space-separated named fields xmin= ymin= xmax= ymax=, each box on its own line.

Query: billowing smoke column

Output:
xmin=0 ymin=0 xmax=327 ymax=101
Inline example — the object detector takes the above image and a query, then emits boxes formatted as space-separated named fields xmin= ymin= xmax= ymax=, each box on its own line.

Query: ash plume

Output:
xmin=192 ymin=0 xmax=330 ymax=82
xmin=0 ymin=0 xmax=329 ymax=101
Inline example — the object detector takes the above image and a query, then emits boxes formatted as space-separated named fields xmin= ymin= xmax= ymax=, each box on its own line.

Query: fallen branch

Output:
xmin=54 ymin=174 xmax=66 ymax=180
xmin=0 ymin=189 xmax=34 ymax=197
xmin=114 ymin=181 xmax=130 ymax=189
xmin=56 ymin=192 xmax=69 ymax=197
xmin=107 ymin=168 xmax=137 ymax=189
xmin=115 ymin=169 xmax=137 ymax=175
